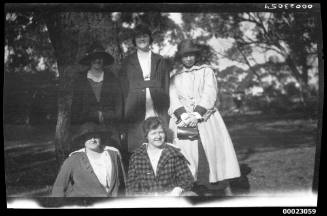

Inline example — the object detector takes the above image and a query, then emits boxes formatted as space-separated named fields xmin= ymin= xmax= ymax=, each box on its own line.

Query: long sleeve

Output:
xmin=116 ymin=151 xmax=127 ymax=195
xmin=71 ymin=78 xmax=83 ymax=124
xmin=102 ymin=78 xmax=124 ymax=123
xmin=118 ymin=59 xmax=129 ymax=101
xmin=114 ymin=80 xmax=124 ymax=121
xmin=169 ymin=77 xmax=186 ymax=119
xmin=163 ymin=58 xmax=171 ymax=96
xmin=126 ymin=154 xmax=139 ymax=195
xmin=174 ymin=154 xmax=194 ymax=191
xmin=197 ymin=67 xmax=218 ymax=110
xmin=51 ymin=157 xmax=74 ymax=197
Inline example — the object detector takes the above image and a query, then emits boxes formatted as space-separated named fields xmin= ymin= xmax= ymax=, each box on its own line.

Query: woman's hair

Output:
xmin=133 ymin=33 xmax=153 ymax=47
xmin=142 ymin=117 xmax=167 ymax=142
xmin=132 ymin=24 xmax=153 ymax=46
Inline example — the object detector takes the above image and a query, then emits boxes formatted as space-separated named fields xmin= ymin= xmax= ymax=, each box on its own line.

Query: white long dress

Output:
xmin=169 ymin=64 xmax=241 ymax=183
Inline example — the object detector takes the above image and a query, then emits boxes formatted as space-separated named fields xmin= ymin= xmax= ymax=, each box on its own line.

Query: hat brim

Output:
xmin=72 ymin=130 xmax=111 ymax=150
xmin=72 ymin=128 xmax=111 ymax=141
xmin=79 ymin=52 xmax=114 ymax=66
xmin=177 ymin=48 xmax=200 ymax=58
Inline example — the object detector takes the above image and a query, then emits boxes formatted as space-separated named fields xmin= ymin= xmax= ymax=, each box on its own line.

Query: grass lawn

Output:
xmin=4 ymin=113 xmax=319 ymax=197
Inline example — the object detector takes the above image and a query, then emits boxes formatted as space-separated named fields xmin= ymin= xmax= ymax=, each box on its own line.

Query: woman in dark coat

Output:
xmin=71 ymin=42 xmax=124 ymax=150
xmin=119 ymin=24 xmax=171 ymax=155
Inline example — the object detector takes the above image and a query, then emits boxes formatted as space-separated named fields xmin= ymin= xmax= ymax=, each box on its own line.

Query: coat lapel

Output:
xmin=138 ymin=145 xmax=155 ymax=175
xmin=105 ymin=150 xmax=118 ymax=194
xmin=129 ymin=53 xmax=144 ymax=79
xmin=155 ymin=145 xmax=171 ymax=176
xmin=80 ymin=153 xmax=108 ymax=194
xmin=150 ymin=52 xmax=159 ymax=80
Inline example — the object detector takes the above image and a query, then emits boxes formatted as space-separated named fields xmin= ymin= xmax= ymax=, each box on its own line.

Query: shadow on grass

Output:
xmin=186 ymin=164 xmax=252 ymax=205
xmin=5 ymin=141 xmax=57 ymax=197
xmin=230 ymin=164 xmax=251 ymax=195
xmin=223 ymin=112 xmax=317 ymax=125
xmin=227 ymin=115 xmax=317 ymax=161
xmin=4 ymin=113 xmax=318 ymax=197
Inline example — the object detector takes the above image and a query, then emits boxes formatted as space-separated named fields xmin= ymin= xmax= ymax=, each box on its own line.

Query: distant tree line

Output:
xmin=5 ymin=4 xmax=321 ymax=165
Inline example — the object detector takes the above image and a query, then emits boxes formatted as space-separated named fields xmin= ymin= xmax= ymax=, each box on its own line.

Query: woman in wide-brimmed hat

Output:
xmin=168 ymin=39 xmax=241 ymax=196
xmin=71 ymin=42 xmax=124 ymax=152
xmin=119 ymin=23 xmax=171 ymax=161
xmin=78 ymin=43 xmax=115 ymax=66
xmin=51 ymin=122 xmax=126 ymax=197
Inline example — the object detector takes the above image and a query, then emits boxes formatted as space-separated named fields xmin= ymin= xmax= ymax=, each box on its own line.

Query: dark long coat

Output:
xmin=71 ymin=69 xmax=124 ymax=125
xmin=71 ymin=69 xmax=124 ymax=150
xmin=119 ymin=52 xmax=170 ymax=123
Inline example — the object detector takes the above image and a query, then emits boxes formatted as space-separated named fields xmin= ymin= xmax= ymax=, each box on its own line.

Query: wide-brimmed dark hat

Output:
xmin=176 ymin=39 xmax=201 ymax=58
xmin=79 ymin=42 xmax=114 ymax=66
xmin=132 ymin=23 xmax=153 ymax=44
xmin=72 ymin=122 xmax=111 ymax=146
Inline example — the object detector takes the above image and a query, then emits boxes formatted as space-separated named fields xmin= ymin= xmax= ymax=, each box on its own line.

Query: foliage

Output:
xmin=5 ymin=11 xmax=56 ymax=73
xmin=181 ymin=12 xmax=320 ymax=110
xmin=5 ymin=11 xmax=58 ymax=125
xmin=4 ymin=9 xmax=321 ymax=125
xmin=4 ymin=11 xmax=182 ymax=125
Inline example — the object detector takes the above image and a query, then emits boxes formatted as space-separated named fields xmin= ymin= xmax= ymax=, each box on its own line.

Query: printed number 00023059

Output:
xmin=282 ymin=209 xmax=316 ymax=214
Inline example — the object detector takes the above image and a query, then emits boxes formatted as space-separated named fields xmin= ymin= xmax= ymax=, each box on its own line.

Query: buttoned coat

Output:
xmin=169 ymin=65 xmax=241 ymax=183
xmin=126 ymin=143 xmax=194 ymax=196
xmin=119 ymin=52 xmax=170 ymax=123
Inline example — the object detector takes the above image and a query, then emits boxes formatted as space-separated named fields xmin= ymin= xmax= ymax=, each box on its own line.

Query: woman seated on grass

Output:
xmin=51 ymin=122 xmax=126 ymax=197
xmin=126 ymin=117 xmax=195 ymax=196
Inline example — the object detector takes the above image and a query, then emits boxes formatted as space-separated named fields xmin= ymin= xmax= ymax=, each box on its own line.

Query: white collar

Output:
xmin=69 ymin=146 xmax=120 ymax=157
xmin=87 ymin=70 xmax=104 ymax=83
xmin=183 ymin=64 xmax=210 ymax=73
xmin=141 ymin=142 xmax=180 ymax=149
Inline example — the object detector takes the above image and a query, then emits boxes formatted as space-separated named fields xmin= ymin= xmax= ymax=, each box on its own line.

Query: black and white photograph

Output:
xmin=4 ymin=3 xmax=324 ymax=209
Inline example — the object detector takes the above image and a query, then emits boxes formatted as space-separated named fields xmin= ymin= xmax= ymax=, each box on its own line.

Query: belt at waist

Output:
xmin=130 ymin=80 xmax=161 ymax=89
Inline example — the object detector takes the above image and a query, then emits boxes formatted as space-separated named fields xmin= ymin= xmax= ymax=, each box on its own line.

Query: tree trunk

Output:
xmin=43 ymin=11 xmax=121 ymax=168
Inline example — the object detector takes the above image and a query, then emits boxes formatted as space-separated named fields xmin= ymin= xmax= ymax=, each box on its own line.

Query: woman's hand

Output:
xmin=166 ymin=187 xmax=184 ymax=196
xmin=178 ymin=113 xmax=191 ymax=127
xmin=187 ymin=114 xmax=198 ymax=127
xmin=177 ymin=120 xmax=188 ymax=127
xmin=177 ymin=113 xmax=198 ymax=127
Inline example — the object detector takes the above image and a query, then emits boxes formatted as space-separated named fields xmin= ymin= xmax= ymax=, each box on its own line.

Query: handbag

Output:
xmin=177 ymin=126 xmax=199 ymax=141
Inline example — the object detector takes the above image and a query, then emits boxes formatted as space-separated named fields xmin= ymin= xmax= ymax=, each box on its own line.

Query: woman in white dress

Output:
xmin=169 ymin=39 xmax=241 ymax=195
